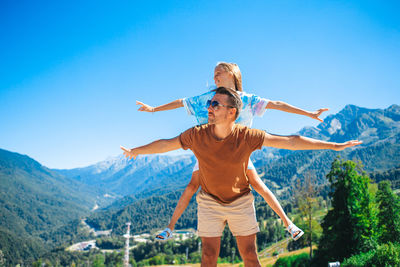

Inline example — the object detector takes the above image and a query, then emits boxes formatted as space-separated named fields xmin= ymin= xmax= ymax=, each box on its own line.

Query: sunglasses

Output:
xmin=206 ymin=100 xmax=234 ymax=110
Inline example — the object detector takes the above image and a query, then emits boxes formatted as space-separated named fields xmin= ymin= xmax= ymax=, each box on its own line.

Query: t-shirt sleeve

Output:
xmin=246 ymin=128 xmax=266 ymax=151
xmin=179 ymin=127 xmax=195 ymax=150
xmin=251 ymin=95 xmax=269 ymax=117
xmin=182 ymin=91 xmax=215 ymax=124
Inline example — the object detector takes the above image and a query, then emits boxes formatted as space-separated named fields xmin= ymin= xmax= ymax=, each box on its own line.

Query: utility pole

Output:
xmin=123 ymin=222 xmax=131 ymax=267
xmin=198 ymin=240 xmax=201 ymax=254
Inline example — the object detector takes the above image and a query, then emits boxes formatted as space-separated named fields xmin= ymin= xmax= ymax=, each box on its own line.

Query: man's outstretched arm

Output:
xmin=263 ymin=133 xmax=362 ymax=151
xmin=121 ymin=136 xmax=182 ymax=159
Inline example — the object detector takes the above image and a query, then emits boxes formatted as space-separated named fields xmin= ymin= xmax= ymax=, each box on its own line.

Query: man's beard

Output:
xmin=208 ymin=113 xmax=216 ymax=124
xmin=208 ymin=113 xmax=229 ymax=124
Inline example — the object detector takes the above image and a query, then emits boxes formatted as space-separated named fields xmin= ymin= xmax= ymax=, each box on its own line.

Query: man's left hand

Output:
xmin=120 ymin=146 xmax=138 ymax=159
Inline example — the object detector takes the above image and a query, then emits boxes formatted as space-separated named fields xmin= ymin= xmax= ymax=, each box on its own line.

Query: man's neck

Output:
xmin=211 ymin=122 xmax=236 ymax=140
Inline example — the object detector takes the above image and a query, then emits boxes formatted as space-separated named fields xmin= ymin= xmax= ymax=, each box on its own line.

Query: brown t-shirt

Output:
xmin=179 ymin=124 xmax=265 ymax=204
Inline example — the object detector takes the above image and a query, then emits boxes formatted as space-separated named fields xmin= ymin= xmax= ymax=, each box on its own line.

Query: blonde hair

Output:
xmin=216 ymin=62 xmax=243 ymax=92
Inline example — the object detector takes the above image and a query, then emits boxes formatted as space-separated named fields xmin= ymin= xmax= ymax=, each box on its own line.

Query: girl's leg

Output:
xmin=166 ymin=170 xmax=200 ymax=231
xmin=246 ymin=169 xmax=291 ymax=228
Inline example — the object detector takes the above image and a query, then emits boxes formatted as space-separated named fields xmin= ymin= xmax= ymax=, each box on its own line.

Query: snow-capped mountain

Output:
xmin=57 ymin=152 xmax=196 ymax=196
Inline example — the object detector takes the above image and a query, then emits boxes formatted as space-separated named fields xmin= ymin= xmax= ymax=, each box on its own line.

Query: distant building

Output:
xmin=94 ymin=229 xmax=112 ymax=237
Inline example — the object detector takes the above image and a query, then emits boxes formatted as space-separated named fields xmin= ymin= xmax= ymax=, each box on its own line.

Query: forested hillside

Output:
xmin=86 ymin=189 xmax=198 ymax=235
xmin=1 ymin=104 xmax=399 ymax=265
xmin=0 ymin=149 xmax=101 ymax=264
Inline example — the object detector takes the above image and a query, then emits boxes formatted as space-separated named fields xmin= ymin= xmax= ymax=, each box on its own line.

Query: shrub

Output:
xmin=370 ymin=242 xmax=400 ymax=266
xmin=342 ymin=242 xmax=400 ymax=267
xmin=189 ymin=252 xmax=201 ymax=263
xmin=342 ymin=250 xmax=375 ymax=267
xmin=273 ymin=252 xmax=310 ymax=267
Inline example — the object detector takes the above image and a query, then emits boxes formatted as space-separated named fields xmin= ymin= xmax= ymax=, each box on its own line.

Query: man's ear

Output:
xmin=229 ymin=108 xmax=237 ymax=119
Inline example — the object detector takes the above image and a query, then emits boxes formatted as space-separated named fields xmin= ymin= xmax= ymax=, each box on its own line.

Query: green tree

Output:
xmin=92 ymin=253 xmax=105 ymax=267
xmin=292 ymin=174 xmax=321 ymax=259
xmin=376 ymin=180 xmax=400 ymax=244
xmin=314 ymin=159 xmax=377 ymax=264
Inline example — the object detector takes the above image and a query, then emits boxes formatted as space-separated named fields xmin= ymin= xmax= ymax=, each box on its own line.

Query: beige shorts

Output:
xmin=196 ymin=190 xmax=260 ymax=237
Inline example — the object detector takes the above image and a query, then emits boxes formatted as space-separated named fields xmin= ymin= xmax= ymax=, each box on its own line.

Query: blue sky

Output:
xmin=1 ymin=1 xmax=399 ymax=169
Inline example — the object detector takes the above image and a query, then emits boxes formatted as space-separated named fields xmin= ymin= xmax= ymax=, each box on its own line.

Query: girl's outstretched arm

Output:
xmin=136 ymin=99 xmax=184 ymax=112
xmin=266 ymin=100 xmax=329 ymax=122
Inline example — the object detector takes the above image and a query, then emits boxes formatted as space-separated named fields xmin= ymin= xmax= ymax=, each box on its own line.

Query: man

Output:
xmin=121 ymin=87 xmax=361 ymax=267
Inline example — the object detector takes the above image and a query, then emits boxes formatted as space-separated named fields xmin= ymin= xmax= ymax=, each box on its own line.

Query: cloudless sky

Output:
xmin=1 ymin=0 xmax=399 ymax=169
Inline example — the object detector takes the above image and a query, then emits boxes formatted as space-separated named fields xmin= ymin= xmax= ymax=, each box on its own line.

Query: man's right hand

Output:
xmin=120 ymin=146 xmax=138 ymax=159
xmin=333 ymin=140 xmax=363 ymax=151
xmin=136 ymin=101 xmax=154 ymax=112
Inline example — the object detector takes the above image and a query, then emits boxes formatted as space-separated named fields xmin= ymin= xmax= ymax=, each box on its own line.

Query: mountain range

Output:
xmin=256 ymin=104 xmax=400 ymax=186
xmin=75 ymin=104 xmax=400 ymax=237
xmin=57 ymin=104 xmax=400 ymax=198
xmin=1 ymin=104 xmax=399 ymax=264
xmin=56 ymin=153 xmax=197 ymax=197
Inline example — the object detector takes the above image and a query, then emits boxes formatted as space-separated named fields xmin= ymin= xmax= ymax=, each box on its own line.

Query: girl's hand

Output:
xmin=310 ymin=108 xmax=329 ymax=122
xmin=136 ymin=101 xmax=155 ymax=112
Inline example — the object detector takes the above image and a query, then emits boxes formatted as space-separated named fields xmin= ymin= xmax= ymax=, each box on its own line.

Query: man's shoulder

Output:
xmin=179 ymin=124 xmax=210 ymax=149
xmin=183 ymin=124 xmax=210 ymax=134
xmin=234 ymin=124 xmax=249 ymax=132
xmin=233 ymin=125 xmax=266 ymax=150
xmin=234 ymin=125 xmax=265 ymax=139
xmin=235 ymin=124 xmax=262 ymax=133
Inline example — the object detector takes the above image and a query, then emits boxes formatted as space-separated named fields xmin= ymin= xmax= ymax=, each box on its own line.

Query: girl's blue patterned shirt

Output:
xmin=182 ymin=91 xmax=269 ymax=127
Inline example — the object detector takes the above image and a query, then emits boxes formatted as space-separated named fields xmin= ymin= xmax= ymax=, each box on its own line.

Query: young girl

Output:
xmin=136 ymin=62 xmax=328 ymax=241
